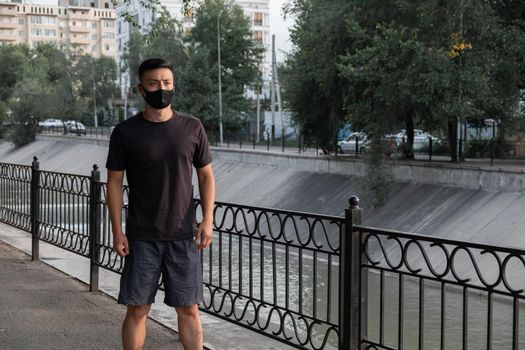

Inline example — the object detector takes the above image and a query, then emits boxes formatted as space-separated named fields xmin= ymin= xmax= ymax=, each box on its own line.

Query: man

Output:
xmin=106 ymin=58 xmax=215 ymax=350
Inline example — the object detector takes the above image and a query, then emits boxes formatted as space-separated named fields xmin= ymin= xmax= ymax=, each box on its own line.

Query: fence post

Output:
xmin=30 ymin=156 xmax=40 ymax=261
xmin=429 ymin=137 xmax=433 ymax=162
xmin=267 ymin=132 xmax=270 ymax=151
xmin=89 ymin=164 xmax=101 ymax=292
xmin=253 ymin=134 xmax=256 ymax=150
xmin=490 ymin=138 xmax=494 ymax=167
xmin=355 ymin=136 xmax=359 ymax=158
xmin=340 ymin=195 xmax=363 ymax=349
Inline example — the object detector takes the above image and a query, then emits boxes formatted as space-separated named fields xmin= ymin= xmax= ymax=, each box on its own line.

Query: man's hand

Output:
xmin=113 ymin=232 xmax=129 ymax=257
xmin=195 ymin=220 xmax=213 ymax=249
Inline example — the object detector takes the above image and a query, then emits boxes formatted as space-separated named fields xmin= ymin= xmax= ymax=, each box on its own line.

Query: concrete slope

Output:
xmin=1 ymin=138 xmax=524 ymax=249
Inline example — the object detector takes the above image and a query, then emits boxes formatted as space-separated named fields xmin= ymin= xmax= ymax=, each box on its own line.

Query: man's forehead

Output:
xmin=143 ymin=68 xmax=174 ymax=81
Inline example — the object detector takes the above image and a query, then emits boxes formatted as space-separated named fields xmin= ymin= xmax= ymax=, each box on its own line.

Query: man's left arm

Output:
xmin=195 ymin=164 xmax=215 ymax=249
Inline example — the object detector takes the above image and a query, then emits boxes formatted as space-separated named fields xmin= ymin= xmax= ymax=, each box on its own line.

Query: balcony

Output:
xmin=0 ymin=21 xmax=17 ymax=29
xmin=66 ymin=10 xmax=93 ymax=21
xmin=70 ymin=35 xmax=90 ymax=45
xmin=0 ymin=5 xmax=17 ymax=16
xmin=68 ymin=25 xmax=91 ymax=33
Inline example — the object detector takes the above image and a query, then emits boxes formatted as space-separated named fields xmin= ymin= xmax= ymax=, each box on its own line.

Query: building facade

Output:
xmin=0 ymin=0 xmax=117 ymax=59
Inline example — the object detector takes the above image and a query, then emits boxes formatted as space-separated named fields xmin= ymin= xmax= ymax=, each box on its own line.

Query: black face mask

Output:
xmin=141 ymin=88 xmax=173 ymax=109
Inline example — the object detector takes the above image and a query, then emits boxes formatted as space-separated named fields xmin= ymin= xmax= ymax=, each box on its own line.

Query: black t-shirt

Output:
xmin=105 ymin=110 xmax=212 ymax=241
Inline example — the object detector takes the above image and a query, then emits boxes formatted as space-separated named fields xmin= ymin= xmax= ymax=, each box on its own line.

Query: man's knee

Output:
xmin=176 ymin=304 xmax=200 ymax=319
xmin=126 ymin=304 xmax=152 ymax=322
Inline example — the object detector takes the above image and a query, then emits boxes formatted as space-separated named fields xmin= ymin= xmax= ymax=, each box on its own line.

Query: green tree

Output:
xmin=282 ymin=0 xmax=353 ymax=153
xmin=186 ymin=0 xmax=262 ymax=129
xmin=0 ymin=45 xmax=28 ymax=129
xmin=76 ymin=55 xmax=120 ymax=126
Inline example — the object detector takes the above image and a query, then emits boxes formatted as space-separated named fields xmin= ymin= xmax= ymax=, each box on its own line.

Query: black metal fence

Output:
xmin=1 ymin=159 xmax=524 ymax=349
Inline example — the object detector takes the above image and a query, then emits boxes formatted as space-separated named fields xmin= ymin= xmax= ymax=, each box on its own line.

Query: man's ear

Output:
xmin=137 ymin=84 xmax=144 ymax=96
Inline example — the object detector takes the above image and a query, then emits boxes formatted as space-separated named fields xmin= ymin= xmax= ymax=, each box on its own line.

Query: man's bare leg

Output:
xmin=176 ymin=304 xmax=203 ymax=350
xmin=122 ymin=304 xmax=152 ymax=350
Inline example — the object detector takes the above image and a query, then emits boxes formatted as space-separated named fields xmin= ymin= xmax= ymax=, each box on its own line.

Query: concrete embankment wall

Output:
xmin=1 ymin=136 xmax=525 ymax=249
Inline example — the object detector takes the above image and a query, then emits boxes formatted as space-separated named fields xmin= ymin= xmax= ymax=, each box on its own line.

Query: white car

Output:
xmin=38 ymin=119 xmax=63 ymax=129
xmin=337 ymin=132 xmax=369 ymax=154
xmin=64 ymin=120 xmax=86 ymax=135
xmin=386 ymin=129 xmax=440 ymax=150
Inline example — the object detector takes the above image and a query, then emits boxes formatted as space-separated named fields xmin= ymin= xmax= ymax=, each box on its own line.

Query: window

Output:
xmin=59 ymin=21 xmax=65 ymax=28
xmin=19 ymin=30 xmax=24 ymax=37
xmin=91 ymin=3 xmax=95 ymax=8
xmin=254 ymin=31 xmax=263 ymax=43
xmin=103 ymin=21 xmax=114 ymax=28
xmin=92 ymin=34 xmax=97 ymax=40
xmin=92 ymin=22 xmax=97 ymax=29
xmin=44 ymin=29 xmax=55 ymax=37
xmin=31 ymin=16 xmax=42 ymax=24
xmin=43 ymin=16 xmax=55 ymax=25
xmin=31 ymin=28 xmax=41 ymax=36
xmin=104 ymin=3 xmax=109 ymax=8
xmin=104 ymin=32 xmax=114 ymax=39
xmin=118 ymin=22 xmax=121 ymax=34
xmin=254 ymin=12 xmax=263 ymax=26
xmin=18 ymin=18 xmax=24 ymax=25
xmin=184 ymin=10 xmax=193 ymax=23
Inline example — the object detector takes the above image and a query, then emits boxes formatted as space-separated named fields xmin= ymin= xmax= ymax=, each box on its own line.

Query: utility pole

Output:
xmin=272 ymin=35 xmax=284 ymax=142
xmin=217 ymin=9 xmax=225 ymax=145
xmin=256 ymin=80 xmax=261 ymax=142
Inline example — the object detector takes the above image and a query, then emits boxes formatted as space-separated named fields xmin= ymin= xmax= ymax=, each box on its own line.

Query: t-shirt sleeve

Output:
xmin=193 ymin=122 xmax=213 ymax=169
xmin=106 ymin=126 xmax=127 ymax=170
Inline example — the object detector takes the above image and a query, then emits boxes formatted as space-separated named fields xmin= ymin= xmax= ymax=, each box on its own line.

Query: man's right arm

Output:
xmin=107 ymin=169 xmax=128 ymax=257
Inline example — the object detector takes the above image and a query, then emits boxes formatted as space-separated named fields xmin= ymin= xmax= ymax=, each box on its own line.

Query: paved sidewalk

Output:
xmin=0 ymin=240 xmax=183 ymax=350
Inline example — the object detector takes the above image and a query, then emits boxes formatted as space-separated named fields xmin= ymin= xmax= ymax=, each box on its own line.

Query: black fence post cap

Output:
xmin=349 ymin=196 xmax=360 ymax=208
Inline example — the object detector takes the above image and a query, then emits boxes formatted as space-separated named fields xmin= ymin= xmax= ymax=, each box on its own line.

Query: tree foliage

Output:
xmin=283 ymin=0 xmax=525 ymax=160
xmin=281 ymin=0 xmax=353 ymax=152
xmin=122 ymin=1 xmax=262 ymax=130
xmin=0 ymin=43 xmax=120 ymax=146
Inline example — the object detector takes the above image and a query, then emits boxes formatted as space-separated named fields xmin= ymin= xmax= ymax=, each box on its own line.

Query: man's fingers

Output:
xmin=196 ymin=231 xmax=212 ymax=249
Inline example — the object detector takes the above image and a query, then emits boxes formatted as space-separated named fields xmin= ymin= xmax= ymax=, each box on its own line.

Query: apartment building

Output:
xmin=115 ymin=0 xmax=270 ymax=96
xmin=0 ymin=0 xmax=117 ymax=58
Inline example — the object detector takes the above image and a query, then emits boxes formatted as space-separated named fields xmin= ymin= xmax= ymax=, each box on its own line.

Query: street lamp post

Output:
xmin=217 ymin=8 xmax=225 ymax=145
xmin=91 ymin=34 xmax=107 ymax=128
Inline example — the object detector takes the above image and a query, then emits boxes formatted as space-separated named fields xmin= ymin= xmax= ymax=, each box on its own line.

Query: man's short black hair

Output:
xmin=138 ymin=58 xmax=174 ymax=83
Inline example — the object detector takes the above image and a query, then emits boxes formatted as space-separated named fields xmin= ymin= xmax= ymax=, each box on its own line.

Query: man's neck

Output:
xmin=143 ymin=105 xmax=174 ymax=122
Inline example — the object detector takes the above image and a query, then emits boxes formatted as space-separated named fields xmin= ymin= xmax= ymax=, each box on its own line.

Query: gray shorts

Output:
xmin=118 ymin=238 xmax=203 ymax=308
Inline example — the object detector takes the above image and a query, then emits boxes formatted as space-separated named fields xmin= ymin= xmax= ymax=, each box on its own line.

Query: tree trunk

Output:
xmin=448 ymin=119 xmax=458 ymax=162
xmin=404 ymin=114 xmax=415 ymax=159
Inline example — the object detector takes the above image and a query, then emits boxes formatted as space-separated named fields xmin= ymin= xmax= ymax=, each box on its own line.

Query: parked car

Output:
xmin=337 ymin=132 xmax=370 ymax=154
xmin=64 ymin=120 xmax=86 ymax=135
xmin=38 ymin=119 xmax=63 ymax=130
xmin=386 ymin=129 xmax=440 ymax=150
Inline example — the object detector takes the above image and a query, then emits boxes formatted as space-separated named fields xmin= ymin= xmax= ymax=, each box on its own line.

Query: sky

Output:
xmin=269 ymin=0 xmax=294 ymax=62
xmin=19 ymin=0 xmax=295 ymax=61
